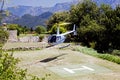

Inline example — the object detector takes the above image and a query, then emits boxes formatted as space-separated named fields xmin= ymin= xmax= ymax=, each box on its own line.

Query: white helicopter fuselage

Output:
xmin=48 ymin=24 xmax=76 ymax=46
xmin=48 ymin=34 xmax=66 ymax=45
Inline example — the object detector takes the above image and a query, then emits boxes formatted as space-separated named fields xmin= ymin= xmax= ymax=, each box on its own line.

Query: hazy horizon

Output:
xmin=4 ymin=0 xmax=75 ymax=8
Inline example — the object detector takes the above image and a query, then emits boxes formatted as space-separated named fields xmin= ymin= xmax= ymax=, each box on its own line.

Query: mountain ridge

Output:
xmin=6 ymin=1 xmax=77 ymax=17
xmin=2 ymin=0 xmax=120 ymax=28
xmin=3 ymin=12 xmax=53 ymax=28
xmin=6 ymin=0 xmax=120 ymax=17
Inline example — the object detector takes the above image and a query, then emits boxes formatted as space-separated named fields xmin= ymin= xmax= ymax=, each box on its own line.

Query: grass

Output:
xmin=0 ymin=43 xmax=3 ymax=48
xmin=74 ymin=46 xmax=120 ymax=64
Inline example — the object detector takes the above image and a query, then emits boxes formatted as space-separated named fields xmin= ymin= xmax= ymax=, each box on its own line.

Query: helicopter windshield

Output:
xmin=48 ymin=35 xmax=56 ymax=43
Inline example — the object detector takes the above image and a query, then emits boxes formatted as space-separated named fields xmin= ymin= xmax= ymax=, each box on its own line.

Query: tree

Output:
xmin=0 ymin=0 xmax=5 ymax=12
xmin=22 ymin=26 xmax=30 ymax=34
xmin=46 ymin=0 xmax=120 ymax=53
xmin=7 ymin=24 xmax=29 ymax=36
xmin=0 ymin=0 xmax=10 ymax=24
xmin=35 ymin=26 xmax=46 ymax=34
xmin=30 ymin=27 xmax=33 ymax=33
xmin=0 ymin=0 xmax=4 ymax=24
xmin=46 ymin=11 xmax=69 ymax=31
xmin=49 ymin=23 xmax=67 ymax=34
xmin=111 ymin=6 xmax=120 ymax=50
xmin=69 ymin=0 xmax=99 ymax=27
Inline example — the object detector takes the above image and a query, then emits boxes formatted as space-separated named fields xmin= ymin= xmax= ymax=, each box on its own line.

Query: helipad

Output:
xmin=48 ymin=64 xmax=112 ymax=77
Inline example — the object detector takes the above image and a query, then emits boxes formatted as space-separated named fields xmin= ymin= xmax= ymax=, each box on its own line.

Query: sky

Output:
xmin=4 ymin=0 xmax=74 ymax=8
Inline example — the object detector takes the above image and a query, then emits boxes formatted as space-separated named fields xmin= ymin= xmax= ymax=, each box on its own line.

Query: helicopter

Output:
xmin=48 ymin=23 xmax=77 ymax=46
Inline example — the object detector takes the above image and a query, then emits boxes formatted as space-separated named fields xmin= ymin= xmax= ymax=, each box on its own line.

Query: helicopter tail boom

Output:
xmin=61 ymin=24 xmax=77 ymax=36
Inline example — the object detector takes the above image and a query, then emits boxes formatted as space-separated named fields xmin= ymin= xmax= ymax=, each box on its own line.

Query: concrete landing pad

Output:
xmin=48 ymin=64 xmax=112 ymax=77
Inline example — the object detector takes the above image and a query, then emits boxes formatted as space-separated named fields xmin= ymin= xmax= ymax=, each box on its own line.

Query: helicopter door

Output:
xmin=49 ymin=36 xmax=56 ymax=43
xmin=56 ymin=36 xmax=61 ymax=42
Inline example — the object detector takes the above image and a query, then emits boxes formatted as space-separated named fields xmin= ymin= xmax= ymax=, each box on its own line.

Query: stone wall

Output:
xmin=8 ymin=30 xmax=41 ymax=42
xmin=8 ymin=30 xmax=18 ymax=42
xmin=18 ymin=36 xmax=40 ymax=42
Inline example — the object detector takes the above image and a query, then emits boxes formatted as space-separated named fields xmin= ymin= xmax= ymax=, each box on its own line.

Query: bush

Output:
xmin=112 ymin=50 xmax=120 ymax=56
xmin=0 ymin=51 xmax=27 ymax=80
xmin=0 ymin=50 xmax=43 ymax=80
xmin=98 ymin=54 xmax=120 ymax=64
xmin=39 ymin=35 xmax=44 ymax=42
xmin=35 ymin=26 xmax=46 ymax=34
xmin=0 ymin=30 xmax=9 ymax=46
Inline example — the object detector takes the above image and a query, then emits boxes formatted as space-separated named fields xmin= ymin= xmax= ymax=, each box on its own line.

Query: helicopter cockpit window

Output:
xmin=49 ymin=36 xmax=56 ymax=43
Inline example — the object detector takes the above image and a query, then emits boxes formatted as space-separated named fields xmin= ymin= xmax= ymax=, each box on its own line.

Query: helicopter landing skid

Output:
xmin=46 ymin=45 xmax=54 ymax=48
xmin=59 ymin=44 xmax=70 ymax=49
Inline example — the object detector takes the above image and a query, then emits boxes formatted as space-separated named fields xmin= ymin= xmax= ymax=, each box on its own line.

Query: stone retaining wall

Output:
xmin=8 ymin=30 xmax=18 ymax=42
xmin=18 ymin=36 xmax=40 ymax=42
xmin=8 ymin=30 xmax=40 ymax=42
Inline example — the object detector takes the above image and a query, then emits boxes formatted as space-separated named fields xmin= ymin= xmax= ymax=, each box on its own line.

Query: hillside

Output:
xmin=93 ymin=0 xmax=120 ymax=8
xmin=2 ymin=0 xmax=120 ymax=28
xmin=6 ymin=0 xmax=120 ymax=17
xmin=3 ymin=12 xmax=53 ymax=28
xmin=6 ymin=2 xmax=73 ymax=17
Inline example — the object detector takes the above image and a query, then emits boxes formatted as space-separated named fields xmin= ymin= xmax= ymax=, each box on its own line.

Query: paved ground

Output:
xmin=13 ymin=44 xmax=120 ymax=80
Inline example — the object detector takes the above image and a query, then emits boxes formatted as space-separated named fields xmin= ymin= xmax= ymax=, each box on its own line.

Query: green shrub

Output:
xmin=0 ymin=50 xmax=43 ymax=80
xmin=39 ymin=35 xmax=44 ymax=42
xmin=98 ymin=54 xmax=120 ymax=64
xmin=0 ymin=30 xmax=9 ymax=45
xmin=35 ymin=26 xmax=46 ymax=34
xmin=0 ymin=50 xmax=27 ymax=80
xmin=112 ymin=50 xmax=120 ymax=56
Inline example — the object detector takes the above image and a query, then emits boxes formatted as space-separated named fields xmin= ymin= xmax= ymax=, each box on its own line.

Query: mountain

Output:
xmin=3 ymin=12 xmax=53 ymax=28
xmin=92 ymin=0 xmax=120 ymax=8
xmin=6 ymin=1 xmax=77 ymax=17
xmin=49 ymin=2 xmax=74 ymax=12
xmin=6 ymin=0 xmax=120 ymax=17
xmin=1 ymin=13 xmax=19 ymax=24
xmin=2 ymin=0 xmax=120 ymax=28
xmin=7 ymin=6 xmax=50 ymax=17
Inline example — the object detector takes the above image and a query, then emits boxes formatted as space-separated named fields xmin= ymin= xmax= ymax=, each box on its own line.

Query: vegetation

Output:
xmin=46 ymin=12 xmax=69 ymax=31
xmin=39 ymin=35 xmax=44 ymax=42
xmin=6 ymin=12 xmax=53 ymax=28
xmin=74 ymin=46 xmax=120 ymax=64
xmin=49 ymin=23 xmax=67 ymax=34
xmin=0 ymin=30 xmax=8 ymax=47
xmin=35 ymin=26 xmax=46 ymax=34
xmin=0 ymin=50 xmax=49 ymax=80
xmin=47 ymin=0 xmax=120 ymax=53
xmin=0 ymin=1 xmax=46 ymax=80
xmin=0 ymin=51 xmax=26 ymax=80
xmin=7 ymin=24 xmax=30 ymax=36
